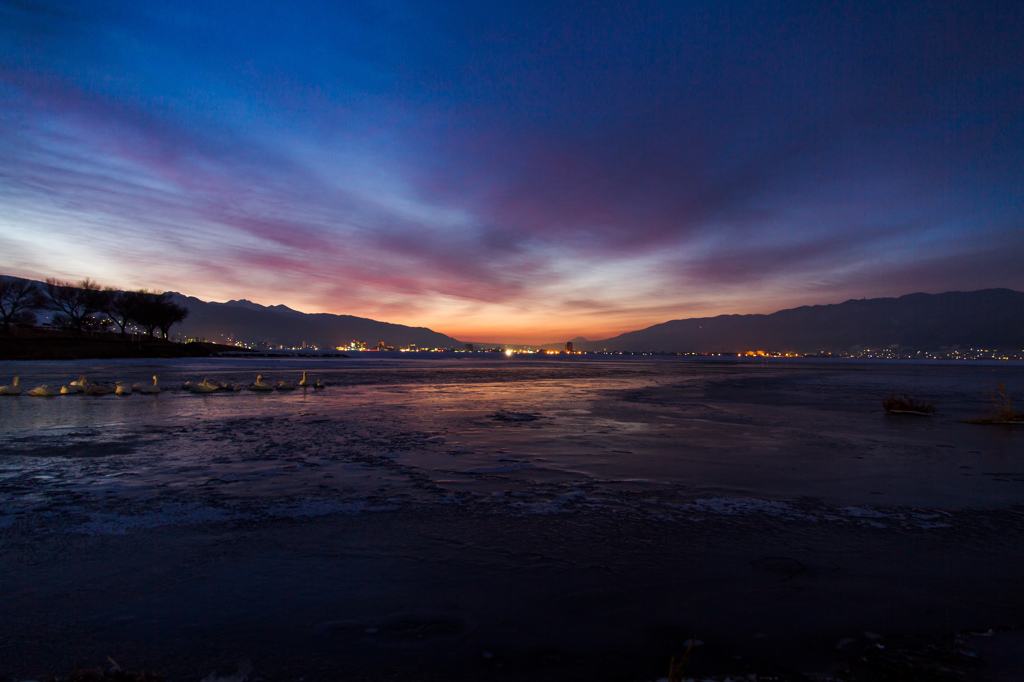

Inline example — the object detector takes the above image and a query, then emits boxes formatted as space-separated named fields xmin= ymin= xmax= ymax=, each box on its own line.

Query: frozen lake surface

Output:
xmin=1 ymin=356 xmax=1022 ymax=680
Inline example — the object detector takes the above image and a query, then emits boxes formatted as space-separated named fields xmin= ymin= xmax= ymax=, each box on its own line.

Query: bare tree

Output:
xmin=104 ymin=288 xmax=139 ymax=336
xmin=130 ymin=291 xmax=164 ymax=337
xmin=155 ymin=300 xmax=189 ymax=339
xmin=131 ymin=291 xmax=186 ymax=338
xmin=0 ymin=277 xmax=45 ymax=332
xmin=43 ymin=278 xmax=112 ymax=333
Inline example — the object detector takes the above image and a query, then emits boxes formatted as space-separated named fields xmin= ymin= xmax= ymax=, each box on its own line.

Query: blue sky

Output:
xmin=1 ymin=0 xmax=1022 ymax=343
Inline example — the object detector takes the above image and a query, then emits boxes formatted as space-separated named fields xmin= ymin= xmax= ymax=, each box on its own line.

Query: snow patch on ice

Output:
xmin=508 ymin=500 xmax=572 ymax=514
xmin=673 ymin=497 xmax=801 ymax=517
xmin=840 ymin=506 xmax=890 ymax=518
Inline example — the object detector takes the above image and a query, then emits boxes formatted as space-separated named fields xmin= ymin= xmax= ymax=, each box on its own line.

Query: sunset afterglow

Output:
xmin=2 ymin=2 xmax=1022 ymax=344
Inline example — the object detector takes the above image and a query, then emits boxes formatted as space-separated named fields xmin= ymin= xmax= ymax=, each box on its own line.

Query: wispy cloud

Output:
xmin=1 ymin=1 xmax=1022 ymax=342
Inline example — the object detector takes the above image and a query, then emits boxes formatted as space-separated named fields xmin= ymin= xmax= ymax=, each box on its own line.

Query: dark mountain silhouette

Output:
xmin=6 ymin=275 xmax=1022 ymax=354
xmin=543 ymin=289 xmax=1024 ymax=353
xmin=167 ymin=293 xmax=462 ymax=349
xmin=2 ymin=273 xmax=464 ymax=349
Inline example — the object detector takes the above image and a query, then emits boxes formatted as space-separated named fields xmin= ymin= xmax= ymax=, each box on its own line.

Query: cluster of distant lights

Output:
xmin=211 ymin=336 xmax=596 ymax=354
xmin=195 ymin=336 xmax=1024 ymax=361
xmin=741 ymin=348 xmax=1024 ymax=361
xmin=848 ymin=348 xmax=1023 ymax=361
xmin=33 ymin=319 xmax=1024 ymax=362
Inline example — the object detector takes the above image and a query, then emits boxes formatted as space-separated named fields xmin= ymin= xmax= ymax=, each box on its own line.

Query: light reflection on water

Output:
xmin=1 ymin=356 xmax=1022 ymax=534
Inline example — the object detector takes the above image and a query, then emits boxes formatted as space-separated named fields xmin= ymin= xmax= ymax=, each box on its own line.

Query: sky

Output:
xmin=1 ymin=1 xmax=1022 ymax=344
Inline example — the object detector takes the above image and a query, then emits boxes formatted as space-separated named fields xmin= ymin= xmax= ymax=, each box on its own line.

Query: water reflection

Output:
xmin=1 ymin=357 xmax=1022 ymax=535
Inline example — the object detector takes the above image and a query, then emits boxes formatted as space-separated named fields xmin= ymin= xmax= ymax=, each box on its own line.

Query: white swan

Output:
xmin=137 ymin=376 xmax=161 ymax=394
xmin=190 ymin=377 xmax=218 ymax=394
xmin=131 ymin=376 xmax=154 ymax=391
xmin=60 ymin=375 xmax=86 ymax=394
xmin=115 ymin=382 xmax=133 ymax=395
xmin=0 ymin=377 xmax=22 ymax=396
xmin=276 ymin=378 xmax=297 ymax=390
xmin=313 ymin=378 xmax=325 ymax=389
xmin=29 ymin=384 xmax=61 ymax=397
xmin=298 ymin=371 xmax=311 ymax=387
xmin=249 ymin=374 xmax=273 ymax=391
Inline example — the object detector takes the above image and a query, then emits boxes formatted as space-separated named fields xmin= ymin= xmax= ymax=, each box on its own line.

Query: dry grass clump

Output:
xmin=968 ymin=382 xmax=1024 ymax=424
xmin=882 ymin=393 xmax=936 ymax=415
xmin=666 ymin=636 xmax=698 ymax=682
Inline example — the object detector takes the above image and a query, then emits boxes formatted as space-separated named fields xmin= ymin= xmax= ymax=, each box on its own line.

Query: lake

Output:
xmin=1 ymin=356 xmax=1022 ymax=680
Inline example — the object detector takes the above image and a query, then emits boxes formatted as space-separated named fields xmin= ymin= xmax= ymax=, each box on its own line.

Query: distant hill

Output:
xmin=6 ymin=275 xmax=1022 ymax=354
xmin=169 ymin=294 xmax=463 ymax=349
xmin=542 ymin=289 xmax=1024 ymax=353
xmin=1 ymin=274 xmax=464 ymax=350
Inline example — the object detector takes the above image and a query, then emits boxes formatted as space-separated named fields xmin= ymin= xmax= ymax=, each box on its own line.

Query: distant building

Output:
xmin=465 ymin=344 xmax=474 ymax=352
xmin=565 ymin=341 xmax=574 ymax=353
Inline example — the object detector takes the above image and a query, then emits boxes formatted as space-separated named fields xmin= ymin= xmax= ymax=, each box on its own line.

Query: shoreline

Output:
xmin=0 ymin=328 xmax=249 ymax=361
xmin=5 ymin=330 xmax=1024 ymax=364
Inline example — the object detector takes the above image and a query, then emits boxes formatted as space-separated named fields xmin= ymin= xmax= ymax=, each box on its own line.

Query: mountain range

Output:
xmin=540 ymin=289 xmax=1024 ymax=353
xmin=167 ymin=293 xmax=463 ymax=350
xmin=4 ymin=275 xmax=1023 ymax=353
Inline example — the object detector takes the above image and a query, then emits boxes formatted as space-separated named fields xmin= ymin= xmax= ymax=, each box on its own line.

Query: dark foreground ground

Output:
xmin=3 ymin=503 xmax=1023 ymax=682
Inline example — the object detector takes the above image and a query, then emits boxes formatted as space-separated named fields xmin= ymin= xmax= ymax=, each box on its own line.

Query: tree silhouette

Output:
xmin=129 ymin=290 xmax=164 ymax=337
xmin=43 ymin=278 xmax=111 ymax=333
xmin=130 ymin=291 xmax=188 ymax=338
xmin=104 ymin=288 xmax=139 ymax=336
xmin=0 ymin=277 xmax=45 ymax=332
xmin=155 ymin=300 xmax=189 ymax=339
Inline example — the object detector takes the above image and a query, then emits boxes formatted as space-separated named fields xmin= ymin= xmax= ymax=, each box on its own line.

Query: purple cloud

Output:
xmin=1 ymin=1 xmax=1022 ymax=342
